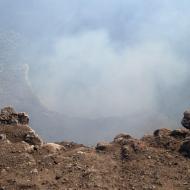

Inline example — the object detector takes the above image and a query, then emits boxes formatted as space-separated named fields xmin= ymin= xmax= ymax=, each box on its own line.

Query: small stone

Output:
xmin=30 ymin=168 xmax=38 ymax=175
xmin=121 ymin=145 xmax=131 ymax=159
xmin=42 ymin=143 xmax=63 ymax=153
xmin=77 ymin=151 xmax=85 ymax=155
xmin=55 ymin=173 xmax=62 ymax=180
xmin=0 ymin=134 xmax=6 ymax=140
xmin=28 ymin=162 xmax=32 ymax=166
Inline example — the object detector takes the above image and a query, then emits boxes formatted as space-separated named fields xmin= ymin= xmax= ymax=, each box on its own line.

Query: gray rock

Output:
xmin=0 ymin=134 xmax=6 ymax=140
xmin=179 ymin=138 xmax=190 ymax=157
xmin=181 ymin=110 xmax=190 ymax=129
xmin=0 ymin=106 xmax=29 ymax=125
xmin=17 ymin=112 xmax=29 ymax=125
xmin=170 ymin=129 xmax=190 ymax=139
xmin=121 ymin=145 xmax=131 ymax=159
xmin=1 ymin=107 xmax=16 ymax=115
xmin=0 ymin=107 xmax=42 ymax=145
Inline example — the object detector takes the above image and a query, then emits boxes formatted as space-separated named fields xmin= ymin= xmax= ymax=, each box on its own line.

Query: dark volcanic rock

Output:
xmin=181 ymin=110 xmax=190 ymax=129
xmin=170 ymin=129 xmax=190 ymax=139
xmin=96 ymin=142 xmax=111 ymax=151
xmin=0 ymin=107 xmax=29 ymax=125
xmin=179 ymin=137 xmax=190 ymax=157
xmin=153 ymin=128 xmax=171 ymax=137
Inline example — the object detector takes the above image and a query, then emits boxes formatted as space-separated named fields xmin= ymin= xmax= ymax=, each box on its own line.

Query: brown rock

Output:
xmin=0 ymin=107 xmax=42 ymax=145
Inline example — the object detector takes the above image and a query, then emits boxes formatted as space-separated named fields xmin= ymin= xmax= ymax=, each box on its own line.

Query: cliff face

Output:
xmin=0 ymin=107 xmax=190 ymax=189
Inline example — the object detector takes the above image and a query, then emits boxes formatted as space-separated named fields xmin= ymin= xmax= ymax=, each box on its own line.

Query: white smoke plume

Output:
xmin=1 ymin=0 xmax=190 ymax=143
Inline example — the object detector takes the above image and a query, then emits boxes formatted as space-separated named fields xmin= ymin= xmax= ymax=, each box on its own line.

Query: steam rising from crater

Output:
xmin=1 ymin=0 xmax=190 ymax=120
xmin=30 ymin=30 xmax=188 ymax=118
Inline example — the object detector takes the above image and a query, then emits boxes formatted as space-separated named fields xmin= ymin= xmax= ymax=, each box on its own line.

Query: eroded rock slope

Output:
xmin=0 ymin=107 xmax=190 ymax=189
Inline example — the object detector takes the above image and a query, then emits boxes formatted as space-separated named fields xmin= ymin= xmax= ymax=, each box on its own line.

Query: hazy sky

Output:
xmin=1 ymin=0 xmax=190 ymax=118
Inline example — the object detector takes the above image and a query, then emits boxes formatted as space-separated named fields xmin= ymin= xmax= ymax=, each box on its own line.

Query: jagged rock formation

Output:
xmin=0 ymin=107 xmax=42 ymax=146
xmin=0 ymin=107 xmax=189 ymax=189
xmin=0 ymin=107 xmax=29 ymax=125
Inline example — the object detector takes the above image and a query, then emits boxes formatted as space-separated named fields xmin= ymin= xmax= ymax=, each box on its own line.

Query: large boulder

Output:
xmin=0 ymin=107 xmax=42 ymax=146
xmin=170 ymin=129 xmax=190 ymax=139
xmin=181 ymin=110 xmax=190 ymax=129
xmin=0 ymin=107 xmax=29 ymax=125
xmin=179 ymin=137 xmax=190 ymax=157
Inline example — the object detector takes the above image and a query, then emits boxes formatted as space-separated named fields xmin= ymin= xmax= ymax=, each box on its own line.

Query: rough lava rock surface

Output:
xmin=0 ymin=107 xmax=42 ymax=145
xmin=181 ymin=110 xmax=190 ymax=129
xmin=0 ymin=107 xmax=190 ymax=189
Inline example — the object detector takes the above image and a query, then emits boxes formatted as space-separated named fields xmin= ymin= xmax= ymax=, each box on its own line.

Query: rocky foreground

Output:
xmin=0 ymin=108 xmax=190 ymax=189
